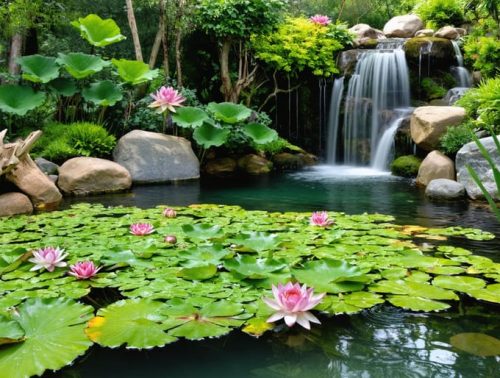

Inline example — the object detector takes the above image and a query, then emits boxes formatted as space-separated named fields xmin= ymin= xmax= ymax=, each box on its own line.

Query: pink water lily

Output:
xmin=28 ymin=246 xmax=68 ymax=272
xmin=148 ymin=86 xmax=186 ymax=114
xmin=310 ymin=15 xmax=331 ymax=26
xmin=130 ymin=223 xmax=155 ymax=236
xmin=310 ymin=211 xmax=334 ymax=227
xmin=69 ymin=261 xmax=101 ymax=279
xmin=163 ymin=207 xmax=177 ymax=218
xmin=263 ymin=282 xmax=325 ymax=329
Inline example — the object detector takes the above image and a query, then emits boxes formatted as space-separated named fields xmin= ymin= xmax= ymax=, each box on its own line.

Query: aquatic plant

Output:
xmin=28 ymin=247 xmax=67 ymax=272
xmin=263 ymin=282 xmax=324 ymax=329
xmin=164 ymin=235 xmax=177 ymax=244
xmin=130 ymin=223 xmax=155 ymax=236
xmin=69 ymin=261 xmax=101 ymax=279
xmin=310 ymin=211 xmax=334 ymax=227
xmin=163 ymin=208 xmax=177 ymax=218
xmin=148 ymin=86 xmax=186 ymax=114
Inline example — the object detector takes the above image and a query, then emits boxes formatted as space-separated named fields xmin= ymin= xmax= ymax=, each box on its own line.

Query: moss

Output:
xmin=391 ymin=155 xmax=422 ymax=178
xmin=404 ymin=37 xmax=453 ymax=59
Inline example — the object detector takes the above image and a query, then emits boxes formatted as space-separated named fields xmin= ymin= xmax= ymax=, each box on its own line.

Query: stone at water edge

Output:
xmin=383 ymin=15 xmax=423 ymax=38
xmin=417 ymin=151 xmax=455 ymax=186
xmin=58 ymin=157 xmax=132 ymax=195
xmin=415 ymin=29 xmax=434 ymax=37
xmin=0 ymin=192 xmax=33 ymax=217
xmin=456 ymin=136 xmax=500 ymax=200
xmin=204 ymin=157 xmax=237 ymax=177
xmin=434 ymin=26 xmax=461 ymax=40
xmin=411 ymin=106 xmax=466 ymax=151
xmin=113 ymin=130 xmax=200 ymax=184
xmin=348 ymin=24 xmax=386 ymax=46
xmin=425 ymin=179 xmax=465 ymax=200
xmin=35 ymin=158 xmax=59 ymax=175
xmin=237 ymin=154 xmax=272 ymax=175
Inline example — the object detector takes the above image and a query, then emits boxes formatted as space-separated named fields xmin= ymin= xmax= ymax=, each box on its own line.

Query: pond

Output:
xmin=47 ymin=166 xmax=500 ymax=378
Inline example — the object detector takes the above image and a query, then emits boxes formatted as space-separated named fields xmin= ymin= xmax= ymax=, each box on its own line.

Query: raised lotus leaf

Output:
xmin=0 ymin=298 xmax=93 ymax=378
xmin=171 ymin=106 xmax=210 ymax=129
xmin=17 ymin=55 xmax=59 ymax=83
xmin=71 ymin=14 xmax=126 ymax=47
xmin=56 ymin=53 xmax=110 ymax=79
xmin=0 ymin=85 xmax=46 ymax=116
xmin=231 ymin=231 xmax=281 ymax=253
xmin=241 ymin=123 xmax=278 ymax=144
xmin=48 ymin=78 xmax=78 ymax=97
xmin=82 ymin=80 xmax=123 ymax=106
xmin=206 ymin=102 xmax=252 ymax=124
xmin=111 ymin=59 xmax=159 ymax=85
xmin=192 ymin=122 xmax=231 ymax=149
xmin=224 ymin=255 xmax=288 ymax=279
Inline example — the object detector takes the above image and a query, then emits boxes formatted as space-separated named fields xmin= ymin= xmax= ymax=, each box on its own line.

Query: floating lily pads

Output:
xmin=232 ymin=231 xmax=281 ymax=253
xmin=181 ymin=223 xmax=223 ymax=240
xmin=224 ymin=255 xmax=288 ymax=279
xmin=111 ymin=59 xmax=159 ymax=85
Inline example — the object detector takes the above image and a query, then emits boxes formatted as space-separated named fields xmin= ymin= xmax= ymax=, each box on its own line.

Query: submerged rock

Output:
xmin=417 ymin=150 xmax=455 ymax=186
xmin=0 ymin=192 xmax=33 ymax=217
xmin=383 ymin=15 xmax=423 ymax=38
xmin=456 ymin=136 xmax=500 ymax=200
xmin=425 ymin=179 xmax=465 ymax=199
xmin=272 ymin=152 xmax=305 ymax=170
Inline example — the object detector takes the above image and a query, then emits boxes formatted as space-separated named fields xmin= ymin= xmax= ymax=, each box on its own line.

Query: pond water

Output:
xmin=54 ymin=166 xmax=500 ymax=377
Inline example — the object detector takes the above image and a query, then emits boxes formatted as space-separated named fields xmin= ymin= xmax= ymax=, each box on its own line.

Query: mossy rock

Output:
xmin=391 ymin=155 xmax=422 ymax=178
xmin=404 ymin=37 xmax=455 ymax=69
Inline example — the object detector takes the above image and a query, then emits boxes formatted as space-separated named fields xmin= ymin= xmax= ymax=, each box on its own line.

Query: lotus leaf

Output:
xmin=241 ymin=123 xmax=278 ymax=144
xmin=71 ymin=14 xmax=126 ymax=47
xmin=192 ymin=122 xmax=231 ymax=148
xmin=450 ymin=333 xmax=500 ymax=357
xmin=56 ymin=53 xmax=110 ymax=79
xmin=206 ymin=102 xmax=252 ymax=124
xmin=387 ymin=296 xmax=450 ymax=311
xmin=171 ymin=107 xmax=210 ymax=129
xmin=111 ymin=59 xmax=159 ymax=85
xmin=432 ymin=276 xmax=486 ymax=292
xmin=0 ymin=298 xmax=93 ymax=378
xmin=0 ymin=316 xmax=25 ymax=345
xmin=86 ymin=299 xmax=176 ymax=349
xmin=224 ymin=255 xmax=287 ymax=279
xmin=17 ymin=55 xmax=59 ymax=83
xmin=0 ymin=85 xmax=46 ymax=116
xmin=231 ymin=231 xmax=281 ymax=253
xmin=48 ymin=78 xmax=78 ymax=97
xmin=465 ymin=284 xmax=500 ymax=303
xmin=369 ymin=280 xmax=458 ymax=300
xmin=82 ymin=80 xmax=123 ymax=106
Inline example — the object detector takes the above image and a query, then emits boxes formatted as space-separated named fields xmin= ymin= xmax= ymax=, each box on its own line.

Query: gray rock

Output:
xmin=58 ymin=157 xmax=132 ymax=195
xmin=443 ymin=87 xmax=470 ymax=105
xmin=113 ymin=130 xmax=200 ymax=183
xmin=383 ymin=15 xmax=423 ymax=38
xmin=0 ymin=192 xmax=33 ymax=217
xmin=338 ymin=50 xmax=363 ymax=76
xmin=35 ymin=158 xmax=59 ymax=175
xmin=349 ymin=24 xmax=386 ymax=46
xmin=456 ymin=136 xmax=500 ymax=200
xmin=425 ymin=179 xmax=465 ymax=199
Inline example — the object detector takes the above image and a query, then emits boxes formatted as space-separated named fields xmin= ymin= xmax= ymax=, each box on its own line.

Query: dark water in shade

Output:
xmin=54 ymin=166 xmax=500 ymax=378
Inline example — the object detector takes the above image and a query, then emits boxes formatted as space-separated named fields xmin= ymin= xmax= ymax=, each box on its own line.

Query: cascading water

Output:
xmin=451 ymin=40 xmax=472 ymax=87
xmin=326 ymin=77 xmax=344 ymax=163
xmin=342 ymin=39 xmax=411 ymax=167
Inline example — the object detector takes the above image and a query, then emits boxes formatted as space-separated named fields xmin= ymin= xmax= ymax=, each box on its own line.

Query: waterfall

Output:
xmin=326 ymin=77 xmax=344 ymax=163
xmin=343 ymin=39 xmax=411 ymax=166
xmin=371 ymin=109 xmax=412 ymax=170
xmin=418 ymin=40 xmax=433 ymax=85
xmin=451 ymin=40 xmax=472 ymax=87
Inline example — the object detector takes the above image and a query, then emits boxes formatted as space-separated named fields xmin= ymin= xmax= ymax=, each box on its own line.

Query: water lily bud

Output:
xmin=164 ymin=235 xmax=177 ymax=244
xmin=163 ymin=208 xmax=177 ymax=218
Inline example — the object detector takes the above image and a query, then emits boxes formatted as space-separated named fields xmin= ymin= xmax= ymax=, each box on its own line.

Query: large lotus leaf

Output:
xmin=179 ymin=244 xmax=231 ymax=267
xmin=231 ymin=231 xmax=281 ymax=253
xmin=181 ymin=224 xmax=223 ymax=240
xmin=241 ymin=123 xmax=278 ymax=144
xmin=71 ymin=14 xmax=126 ymax=47
xmin=369 ymin=280 xmax=459 ymax=300
xmin=171 ymin=106 xmax=210 ymax=129
xmin=163 ymin=301 xmax=245 ymax=340
xmin=192 ymin=122 xmax=230 ymax=149
xmin=0 ymin=85 xmax=45 ymax=116
xmin=82 ymin=80 xmax=123 ymax=106
xmin=432 ymin=276 xmax=486 ymax=293
xmin=48 ymin=78 xmax=78 ymax=97
xmin=0 ymin=298 xmax=93 ymax=378
xmin=0 ymin=316 xmax=25 ymax=345
xmin=206 ymin=102 xmax=252 ymax=124
xmin=224 ymin=255 xmax=287 ymax=279
xmin=17 ymin=55 xmax=59 ymax=83
xmin=450 ymin=333 xmax=500 ymax=357
xmin=86 ymin=299 xmax=176 ymax=349
xmin=56 ymin=53 xmax=110 ymax=79
xmin=111 ymin=59 xmax=159 ymax=85
xmin=465 ymin=284 xmax=500 ymax=303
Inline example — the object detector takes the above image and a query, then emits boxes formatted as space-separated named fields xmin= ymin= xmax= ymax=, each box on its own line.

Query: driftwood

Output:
xmin=1 ymin=129 xmax=62 ymax=209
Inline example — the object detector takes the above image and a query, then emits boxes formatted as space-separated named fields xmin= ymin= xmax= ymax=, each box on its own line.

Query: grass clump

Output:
xmin=391 ymin=155 xmax=422 ymax=178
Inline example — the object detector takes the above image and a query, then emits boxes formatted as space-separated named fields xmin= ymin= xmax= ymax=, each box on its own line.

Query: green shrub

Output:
xmin=391 ymin=155 xmax=422 ymax=177
xmin=413 ymin=0 xmax=465 ymax=28
xmin=440 ymin=122 xmax=474 ymax=155
xmin=254 ymin=137 xmax=302 ymax=155
xmin=464 ymin=36 xmax=500 ymax=78
xmin=421 ymin=78 xmax=447 ymax=100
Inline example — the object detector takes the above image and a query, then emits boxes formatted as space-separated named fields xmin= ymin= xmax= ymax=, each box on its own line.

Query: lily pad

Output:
xmin=432 ymin=276 xmax=486 ymax=292
xmin=450 ymin=333 xmax=500 ymax=357
xmin=387 ymin=296 xmax=450 ymax=312
xmin=56 ymin=53 xmax=110 ymax=79
xmin=177 ymin=264 xmax=218 ymax=281
xmin=192 ymin=122 xmax=230 ymax=149
xmin=224 ymin=255 xmax=287 ymax=279
xmin=82 ymin=80 xmax=123 ymax=106
xmin=111 ymin=59 xmax=159 ymax=85
xmin=181 ymin=224 xmax=223 ymax=240
xmin=179 ymin=244 xmax=231 ymax=266
xmin=0 ymin=316 xmax=25 ymax=345
xmin=241 ymin=123 xmax=278 ymax=144
xmin=232 ymin=231 xmax=281 ymax=253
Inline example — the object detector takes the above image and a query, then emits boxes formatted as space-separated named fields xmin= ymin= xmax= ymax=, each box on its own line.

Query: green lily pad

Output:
xmin=432 ymin=276 xmax=486 ymax=292
xmin=179 ymin=244 xmax=231 ymax=266
xmin=192 ymin=122 xmax=230 ymax=149
xmin=0 ymin=316 xmax=25 ymax=345
xmin=369 ymin=280 xmax=458 ymax=300
xmin=232 ymin=231 xmax=281 ymax=253
xmin=387 ymin=296 xmax=450 ymax=312
xmin=450 ymin=333 xmax=500 ymax=357
xmin=465 ymin=284 xmax=500 ymax=303
xmin=111 ymin=59 xmax=159 ymax=85
xmin=241 ymin=123 xmax=278 ymax=144
xmin=82 ymin=80 xmax=123 ymax=106
xmin=181 ymin=224 xmax=223 ymax=240
xmin=48 ymin=78 xmax=78 ymax=97
xmin=177 ymin=264 xmax=218 ymax=281
xmin=224 ymin=255 xmax=287 ymax=279
xmin=0 ymin=298 xmax=93 ymax=378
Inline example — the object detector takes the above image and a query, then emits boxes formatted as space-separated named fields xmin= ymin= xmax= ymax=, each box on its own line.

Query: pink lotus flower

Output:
xmin=164 ymin=235 xmax=177 ymax=244
xmin=130 ymin=223 xmax=155 ymax=236
xmin=28 ymin=246 xmax=68 ymax=272
xmin=148 ymin=86 xmax=186 ymax=114
xmin=310 ymin=211 xmax=334 ymax=227
xmin=263 ymin=282 xmax=325 ymax=329
xmin=69 ymin=261 xmax=101 ymax=279
xmin=310 ymin=15 xmax=331 ymax=26
xmin=163 ymin=208 xmax=177 ymax=218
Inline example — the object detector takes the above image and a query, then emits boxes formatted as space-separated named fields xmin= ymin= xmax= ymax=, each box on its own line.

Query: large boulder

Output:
xmin=383 ymin=15 xmax=423 ymax=38
xmin=434 ymin=26 xmax=460 ymax=40
xmin=113 ymin=130 xmax=199 ymax=183
xmin=425 ymin=179 xmax=465 ymax=199
xmin=338 ymin=50 xmax=363 ymax=76
xmin=415 ymin=29 xmax=434 ymax=37
xmin=349 ymin=24 xmax=386 ymax=46
xmin=411 ymin=106 xmax=466 ymax=151
xmin=58 ymin=157 xmax=132 ymax=195
xmin=238 ymin=154 xmax=272 ymax=175
xmin=456 ymin=136 xmax=500 ymax=200
xmin=0 ymin=192 xmax=33 ymax=217
xmin=416 ymin=150 xmax=455 ymax=186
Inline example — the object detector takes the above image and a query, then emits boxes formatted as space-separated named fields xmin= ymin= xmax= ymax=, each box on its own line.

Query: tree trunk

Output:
xmin=219 ymin=39 xmax=234 ymax=102
xmin=149 ymin=26 xmax=163 ymax=68
xmin=8 ymin=33 xmax=23 ymax=76
xmin=125 ymin=0 xmax=143 ymax=62
xmin=159 ymin=0 xmax=170 ymax=77
xmin=174 ymin=0 xmax=186 ymax=87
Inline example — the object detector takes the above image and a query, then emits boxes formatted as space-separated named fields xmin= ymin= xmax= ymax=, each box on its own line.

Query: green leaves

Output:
xmin=0 ymin=85 xmax=46 ymax=116
xmin=17 ymin=55 xmax=59 ymax=83
xmin=57 ymin=53 xmax=110 ymax=79
xmin=207 ymin=102 xmax=252 ymax=124
xmin=232 ymin=231 xmax=281 ymax=253
xmin=181 ymin=223 xmax=223 ymax=240
xmin=82 ymin=80 xmax=123 ymax=106
xmin=242 ymin=123 xmax=278 ymax=144
xmin=171 ymin=107 xmax=210 ymax=129
xmin=193 ymin=122 xmax=231 ymax=148
xmin=71 ymin=14 xmax=126 ymax=47
xmin=224 ymin=255 xmax=287 ymax=279
xmin=111 ymin=59 xmax=159 ymax=85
